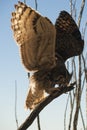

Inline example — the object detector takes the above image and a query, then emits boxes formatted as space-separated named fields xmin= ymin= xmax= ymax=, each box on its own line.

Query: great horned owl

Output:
xmin=11 ymin=1 xmax=84 ymax=110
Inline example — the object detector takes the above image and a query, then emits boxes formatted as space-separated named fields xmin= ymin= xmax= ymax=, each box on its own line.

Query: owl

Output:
xmin=11 ymin=1 xmax=84 ymax=110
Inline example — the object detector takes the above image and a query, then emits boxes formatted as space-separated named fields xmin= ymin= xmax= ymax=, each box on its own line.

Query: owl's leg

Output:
xmin=45 ymin=84 xmax=63 ymax=94
xmin=46 ymin=81 xmax=76 ymax=94
xmin=45 ymin=87 xmax=59 ymax=94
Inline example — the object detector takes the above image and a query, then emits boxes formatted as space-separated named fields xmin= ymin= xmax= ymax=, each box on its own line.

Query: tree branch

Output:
xmin=15 ymin=80 xmax=19 ymax=129
xmin=35 ymin=0 xmax=38 ymax=10
xmin=77 ymin=0 xmax=85 ymax=28
xmin=64 ymin=94 xmax=69 ymax=130
xmin=37 ymin=115 xmax=41 ymax=130
xmin=24 ymin=0 xmax=26 ymax=4
xmin=18 ymin=82 xmax=76 ymax=130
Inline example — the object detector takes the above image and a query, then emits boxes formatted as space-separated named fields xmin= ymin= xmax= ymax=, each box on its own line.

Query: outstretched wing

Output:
xmin=11 ymin=1 xmax=56 ymax=72
xmin=55 ymin=11 xmax=84 ymax=61
xmin=11 ymin=1 xmax=56 ymax=110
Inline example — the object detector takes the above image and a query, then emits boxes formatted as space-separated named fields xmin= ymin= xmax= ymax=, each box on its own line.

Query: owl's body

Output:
xmin=11 ymin=1 xmax=84 ymax=110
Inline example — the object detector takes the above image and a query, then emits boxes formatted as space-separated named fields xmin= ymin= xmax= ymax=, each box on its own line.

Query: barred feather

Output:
xmin=11 ymin=2 xmax=84 ymax=110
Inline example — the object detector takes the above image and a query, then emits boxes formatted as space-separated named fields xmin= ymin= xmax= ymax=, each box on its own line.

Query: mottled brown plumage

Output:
xmin=55 ymin=11 xmax=84 ymax=61
xmin=11 ymin=1 xmax=84 ymax=110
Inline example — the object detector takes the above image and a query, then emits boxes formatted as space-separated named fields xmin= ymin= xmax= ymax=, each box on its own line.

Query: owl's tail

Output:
xmin=25 ymin=75 xmax=46 ymax=110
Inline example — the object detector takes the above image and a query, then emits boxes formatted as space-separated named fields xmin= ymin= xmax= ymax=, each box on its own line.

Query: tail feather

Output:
xmin=25 ymin=75 xmax=46 ymax=110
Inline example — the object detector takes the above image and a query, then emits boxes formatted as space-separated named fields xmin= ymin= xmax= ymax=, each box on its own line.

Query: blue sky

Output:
xmin=0 ymin=0 xmax=87 ymax=130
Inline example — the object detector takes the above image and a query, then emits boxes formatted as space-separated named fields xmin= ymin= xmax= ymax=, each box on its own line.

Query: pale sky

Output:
xmin=0 ymin=0 xmax=87 ymax=130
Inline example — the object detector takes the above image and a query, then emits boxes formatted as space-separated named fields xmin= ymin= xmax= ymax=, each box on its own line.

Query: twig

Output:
xmin=85 ymin=57 xmax=87 ymax=129
xmin=15 ymin=80 xmax=19 ymax=129
xmin=68 ymin=92 xmax=75 ymax=130
xmin=69 ymin=0 xmax=77 ymax=19
xmin=68 ymin=58 xmax=77 ymax=130
xmin=24 ymin=0 xmax=26 ymax=4
xmin=82 ymin=21 xmax=87 ymax=39
xmin=35 ymin=0 xmax=38 ymax=10
xmin=37 ymin=115 xmax=41 ymax=130
xmin=77 ymin=0 xmax=85 ymax=28
xmin=73 ymin=1 xmax=85 ymax=129
xmin=80 ymin=106 xmax=86 ymax=130
xmin=82 ymin=54 xmax=87 ymax=129
xmin=64 ymin=94 xmax=69 ymax=130
xmin=17 ymin=82 xmax=76 ymax=130
xmin=69 ymin=0 xmax=73 ymax=15
xmin=73 ymin=55 xmax=82 ymax=130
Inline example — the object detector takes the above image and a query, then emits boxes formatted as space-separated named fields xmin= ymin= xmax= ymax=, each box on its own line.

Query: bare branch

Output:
xmin=35 ymin=0 xmax=38 ymax=10
xmin=15 ymin=80 xmax=19 ymax=129
xmin=82 ymin=54 xmax=87 ymax=129
xmin=24 ymin=0 xmax=26 ymax=4
xmin=80 ymin=106 xmax=86 ymax=130
xmin=68 ymin=92 xmax=75 ymax=130
xmin=37 ymin=115 xmax=41 ymax=130
xmin=73 ymin=55 xmax=82 ymax=130
xmin=69 ymin=0 xmax=77 ymax=19
xmin=18 ymin=82 xmax=76 ymax=130
xmin=77 ymin=0 xmax=85 ymax=28
xmin=64 ymin=94 xmax=69 ymax=130
xmin=68 ymin=58 xmax=77 ymax=130
xmin=69 ymin=0 xmax=73 ymax=15
xmin=82 ymin=21 xmax=87 ymax=39
xmin=85 ymin=59 xmax=87 ymax=129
